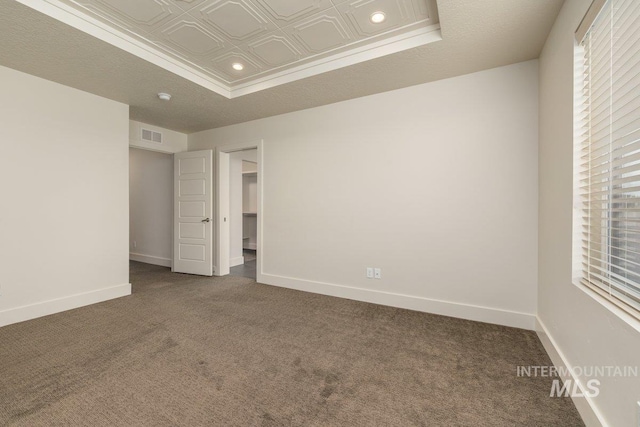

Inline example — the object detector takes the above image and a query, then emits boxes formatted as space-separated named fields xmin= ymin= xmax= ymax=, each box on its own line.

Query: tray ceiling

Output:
xmin=19 ymin=0 xmax=440 ymax=97
xmin=0 ymin=0 xmax=564 ymax=133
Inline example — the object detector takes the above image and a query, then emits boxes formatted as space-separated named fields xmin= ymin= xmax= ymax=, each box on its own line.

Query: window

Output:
xmin=575 ymin=0 xmax=640 ymax=317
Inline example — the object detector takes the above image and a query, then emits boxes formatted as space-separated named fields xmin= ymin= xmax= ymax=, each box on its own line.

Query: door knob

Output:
xmin=202 ymin=218 xmax=211 ymax=223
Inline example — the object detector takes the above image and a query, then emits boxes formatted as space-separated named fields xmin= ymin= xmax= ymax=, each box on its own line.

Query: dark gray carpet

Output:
xmin=230 ymin=260 xmax=256 ymax=280
xmin=243 ymin=249 xmax=257 ymax=262
xmin=230 ymin=250 xmax=257 ymax=279
xmin=229 ymin=249 xmax=258 ymax=280
xmin=0 ymin=262 xmax=584 ymax=426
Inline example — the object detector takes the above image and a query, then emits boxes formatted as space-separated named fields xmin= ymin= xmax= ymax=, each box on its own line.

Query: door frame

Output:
xmin=214 ymin=140 xmax=263 ymax=280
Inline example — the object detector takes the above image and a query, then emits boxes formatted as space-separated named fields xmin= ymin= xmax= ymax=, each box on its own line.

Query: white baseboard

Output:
xmin=130 ymin=252 xmax=171 ymax=267
xmin=230 ymin=256 xmax=245 ymax=267
xmin=535 ymin=317 xmax=606 ymax=427
xmin=0 ymin=283 xmax=131 ymax=328
xmin=258 ymin=273 xmax=535 ymax=330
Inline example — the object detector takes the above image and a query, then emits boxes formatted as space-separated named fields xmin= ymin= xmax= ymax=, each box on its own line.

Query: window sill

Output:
xmin=573 ymin=278 xmax=640 ymax=334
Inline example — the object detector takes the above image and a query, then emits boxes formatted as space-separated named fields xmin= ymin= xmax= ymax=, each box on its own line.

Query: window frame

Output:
xmin=573 ymin=0 xmax=640 ymax=326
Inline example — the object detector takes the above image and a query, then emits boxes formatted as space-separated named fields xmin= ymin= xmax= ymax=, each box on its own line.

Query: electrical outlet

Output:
xmin=374 ymin=268 xmax=381 ymax=279
xmin=366 ymin=268 xmax=374 ymax=279
xmin=133 ymin=241 xmax=137 ymax=248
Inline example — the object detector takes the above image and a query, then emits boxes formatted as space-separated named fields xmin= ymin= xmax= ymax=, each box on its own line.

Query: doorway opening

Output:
xmin=229 ymin=156 xmax=257 ymax=279
xmin=129 ymin=147 xmax=174 ymax=275
xmin=215 ymin=140 xmax=263 ymax=282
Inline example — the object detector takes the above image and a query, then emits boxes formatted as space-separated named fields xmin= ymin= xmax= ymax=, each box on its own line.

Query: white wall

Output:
xmin=129 ymin=148 xmax=173 ymax=267
xmin=129 ymin=120 xmax=187 ymax=153
xmin=0 ymin=65 xmax=130 ymax=327
xmin=538 ymin=1 xmax=640 ymax=426
xmin=241 ymin=152 xmax=258 ymax=166
xmin=190 ymin=60 xmax=539 ymax=329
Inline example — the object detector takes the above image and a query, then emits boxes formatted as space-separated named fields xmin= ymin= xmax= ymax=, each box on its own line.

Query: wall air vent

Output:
xmin=141 ymin=128 xmax=162 ymax=144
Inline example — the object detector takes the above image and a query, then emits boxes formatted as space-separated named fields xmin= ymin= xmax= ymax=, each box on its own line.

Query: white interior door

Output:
xmin=173 ymin=150 xmax=213 ymax=276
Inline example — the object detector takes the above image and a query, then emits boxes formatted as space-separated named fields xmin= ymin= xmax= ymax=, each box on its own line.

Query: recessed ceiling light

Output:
xmin=232 ymin=62 xmax=244 ymax=71
xmin=370 ymin=11 xmax=386 ymax=24
xmin=157 ymin=92 xmax=171 ymax=101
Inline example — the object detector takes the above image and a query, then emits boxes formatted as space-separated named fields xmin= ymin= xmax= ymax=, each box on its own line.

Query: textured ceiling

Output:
xmin=50 ymin=0 xmax=439 ymax=90
xmin=0 ymin=0 xmax=563 ymax=133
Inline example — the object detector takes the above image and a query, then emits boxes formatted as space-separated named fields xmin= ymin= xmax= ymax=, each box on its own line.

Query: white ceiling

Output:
xmin=0 ymin=0 xmax=564 ymax=133
xmin=22 ymin=0 xmax=440 ymax=97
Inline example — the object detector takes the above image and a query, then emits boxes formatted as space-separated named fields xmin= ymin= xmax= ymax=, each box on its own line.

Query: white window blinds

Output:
xmin=577 ymin=0 xmax=640 ymax=316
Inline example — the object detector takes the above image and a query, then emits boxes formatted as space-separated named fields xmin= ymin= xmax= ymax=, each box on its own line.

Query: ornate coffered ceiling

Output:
xmin=18 ymin=0 xmax=440 ymax=97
